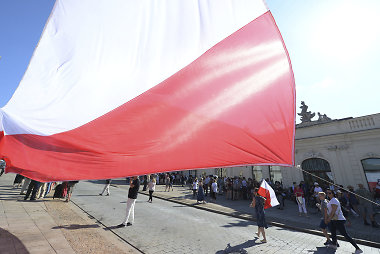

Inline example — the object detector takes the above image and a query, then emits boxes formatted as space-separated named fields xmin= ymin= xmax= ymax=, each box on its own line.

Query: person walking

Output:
xmin=326 ymin=190 xmax=362 ymax=253
xmin=99 ymin=179 xmax=112 ymax=196
xmin=317 ymin=192 xmax=332 ymax=245
xmin=251 ymin=188 xmax=268 ymax=243
xmin=118 ymin=176 xmax=140 ymax=227
xmin=147 ymin=178 xmax=156 ymax=203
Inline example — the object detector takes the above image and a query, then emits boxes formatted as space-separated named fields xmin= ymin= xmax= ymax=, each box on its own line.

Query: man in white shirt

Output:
xmin=326 ymin=190 xmax=362 ymax=253
xmin=192 ymin=178 xmax=198 ymax=198
xmin=211 ymin=179 xmax=218 ymax=200
xmin=313 ymin=182 xmax=323 ymax=197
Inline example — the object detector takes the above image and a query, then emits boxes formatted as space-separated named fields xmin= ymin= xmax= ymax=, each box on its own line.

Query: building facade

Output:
xmin=189 ymin=113 xmax=380 ymax=190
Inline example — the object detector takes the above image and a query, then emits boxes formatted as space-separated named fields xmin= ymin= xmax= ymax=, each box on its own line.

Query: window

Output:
xmin=251 ymin=166 xmax=262 ymax=181
xmin=215 ymin=168 xmax=226 ymax=178
xmin=269 ymin=166 xmax=282 ymax=183
xmin=301 ymin=158 xmax=332 ymax=188
xmin=361 ymin=158 xmax=380 ymax=191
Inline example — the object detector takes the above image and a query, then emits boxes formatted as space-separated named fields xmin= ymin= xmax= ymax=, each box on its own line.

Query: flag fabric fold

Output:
xmin=0 ymin=0 xmax=295 ymax=182
xmin=258 ymin=179 xmax=279 ymax=209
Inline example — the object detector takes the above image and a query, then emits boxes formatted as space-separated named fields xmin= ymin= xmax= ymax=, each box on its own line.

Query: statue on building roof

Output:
xmin=298 ymin=101 xmax=315 ymax=123
xmin=317 ymin=112 xmax=332 ymax=122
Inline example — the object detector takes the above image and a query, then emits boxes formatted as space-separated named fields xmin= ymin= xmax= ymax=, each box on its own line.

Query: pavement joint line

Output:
xmin=68 ymin=199 xmax=145 ymax=254
xmin=134 ymin=189 xmax=380 ymax=249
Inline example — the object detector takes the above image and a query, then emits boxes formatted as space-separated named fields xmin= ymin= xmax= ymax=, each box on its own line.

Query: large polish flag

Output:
xmin=0 ymin=0 xmax=295 ymax=182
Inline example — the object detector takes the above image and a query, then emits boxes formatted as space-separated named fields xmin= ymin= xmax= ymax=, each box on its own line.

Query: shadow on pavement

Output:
xmin=0 ymin=228 xmax=30 ymax=253
xmin=105 ymin=225 xmax=132 ymax=230
xmin=222 ymin=220 xmax=252 ymax=228
xmin=75 ymin=194 xmax=104 ymax=197
xmin=215 ymin=238 xmax=258 ymax=254
xmin=52 ymin=224 xmax=100 ymax=230
xmin=172 ymin=205 xmax=189 ymax=208
xmin=306 ymin=246 xmax=336 ymax=253
xmin=0 ymin=192 xmax=20 ymax=195
xmin=16 ymin=199 xmax=44 ymax=203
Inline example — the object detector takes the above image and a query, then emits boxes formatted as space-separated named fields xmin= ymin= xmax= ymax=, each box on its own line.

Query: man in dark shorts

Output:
xmin=317 ymin=192 xmax=332 ymax=245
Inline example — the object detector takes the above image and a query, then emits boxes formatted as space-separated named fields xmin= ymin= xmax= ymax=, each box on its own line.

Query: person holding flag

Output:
xmin=250 ymin=179 xmax=280 ymax=243
xmin=251 ymin=187 xmax=268 ymax=243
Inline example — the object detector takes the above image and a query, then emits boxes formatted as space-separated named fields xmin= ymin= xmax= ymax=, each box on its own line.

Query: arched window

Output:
xmin=269 ymin=166 xmax=282 ymax=183
xmin=361 ymin=158 xmax=380 ymax=190
xmin=301 ymin=158 xmax=332 ymax=188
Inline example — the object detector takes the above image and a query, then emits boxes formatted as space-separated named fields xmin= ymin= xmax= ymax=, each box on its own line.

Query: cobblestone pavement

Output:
xmin=72 ymin=180 xmax=380 ymax=254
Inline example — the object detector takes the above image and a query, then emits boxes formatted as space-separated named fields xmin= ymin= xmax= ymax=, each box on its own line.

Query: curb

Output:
xmin=138 ymin=190 xmax=380 ymax=249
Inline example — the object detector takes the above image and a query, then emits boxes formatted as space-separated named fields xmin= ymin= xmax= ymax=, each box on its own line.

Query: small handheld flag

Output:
xmin=258 ymin=179 xmax=279 ymax=209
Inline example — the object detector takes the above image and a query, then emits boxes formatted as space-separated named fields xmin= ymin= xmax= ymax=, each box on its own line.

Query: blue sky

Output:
xmin=1 ymin=0 xmax=379 ymax=123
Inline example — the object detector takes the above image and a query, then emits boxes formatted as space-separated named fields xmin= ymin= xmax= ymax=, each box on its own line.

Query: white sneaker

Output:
xmin=355 ymin=249 xmax=363 ymax=254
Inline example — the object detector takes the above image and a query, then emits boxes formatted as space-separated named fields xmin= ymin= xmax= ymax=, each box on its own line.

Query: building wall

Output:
xmin=282 ymin=113 xmax=380 ymax=189
xmin=183 ymin=114 xmax=380 ymax=190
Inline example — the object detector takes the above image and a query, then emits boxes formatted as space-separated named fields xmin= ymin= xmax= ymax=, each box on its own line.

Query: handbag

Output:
xmin=296 ymin=196 xmax=303 ymax=205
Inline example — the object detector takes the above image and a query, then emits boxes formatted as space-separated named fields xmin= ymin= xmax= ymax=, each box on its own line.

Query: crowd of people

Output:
xmin=153 ymin=173 xmax=380 ymax=231
xmin=12 ymin=174 xmax=78 ymax=202
xmin=290 ymin=180 xmax=380 ymax=229
xmin=190 ymin=175 xmax=264 ymax=202
xmin=150 ymin=173 xmax=379 ymax=251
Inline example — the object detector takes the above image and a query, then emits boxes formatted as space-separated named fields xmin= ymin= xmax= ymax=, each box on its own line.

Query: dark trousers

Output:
xmin=211 ymin=191 xmax=216 ymax=200
xmin=277 ymin=194 xmax=284 ymax=209
xmin=148 ymin=190 xmax=154 ymax=201
xmin=193 ymin=189 xmax=197 ymax=197
xmin=331 ymin=220 xmax=359 ymax=249
xmin=242 ymin=186 xmax=247 ymax=200
xmin=204 ymin=185 xmax=209 ymax=196
xmin=24 ymin=180 xmax=41 ymax=200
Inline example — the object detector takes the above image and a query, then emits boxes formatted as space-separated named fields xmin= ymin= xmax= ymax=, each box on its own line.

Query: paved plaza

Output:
xmin=0 ymin=174 xmax=137 ymax=254
xmin=0 ymin=174 xmax=379 ymax=254
xmin=117 ymin=180 xmax=379 ymax=243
